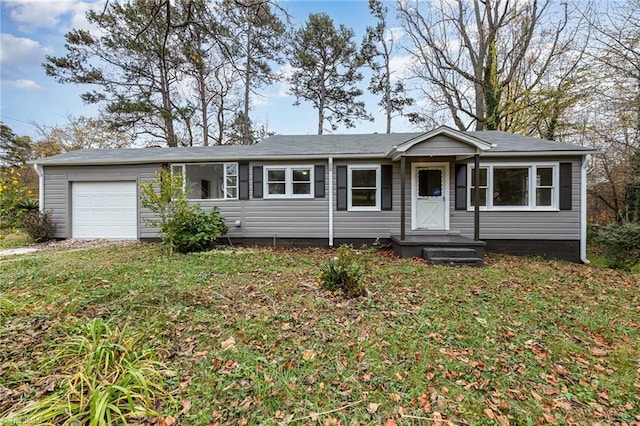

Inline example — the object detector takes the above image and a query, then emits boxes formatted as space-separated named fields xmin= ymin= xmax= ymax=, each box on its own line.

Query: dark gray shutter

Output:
xmin=336 ymin=165 xmax=347 ymax=211
xmin=253 ymin=165 xmax=263 ymax=199
xmin=381 ymin=164 xmax=392 ymax=210
xmin=559 ymin=162 xmax=572 ymax=210
xmin=239 ymin=162 xmax=249 ymax=200
xmin=455 ymin=164 xmax=467 ymax=210
xmin=314 ymin=165 xmax=325 ymax=198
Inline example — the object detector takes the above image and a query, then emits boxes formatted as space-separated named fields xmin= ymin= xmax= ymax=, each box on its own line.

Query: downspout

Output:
xmin=34 ymin=163 xmax=44 ymax=212
xmin=328 ymin=157 xmax=334 ymax=247
xmin=580 ymin=154 xmax=591 ymax=264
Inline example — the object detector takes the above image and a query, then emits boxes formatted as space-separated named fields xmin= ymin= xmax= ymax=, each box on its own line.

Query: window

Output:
xmin=171 ymin=163 xmax=238 ymax=200
xmin=264 ymin=166 xmax=313 ymax=198
xmin=348 ymin=165 xmax=380 ymax=211
xmin=467 ymin=163 xmax=558 ymax=210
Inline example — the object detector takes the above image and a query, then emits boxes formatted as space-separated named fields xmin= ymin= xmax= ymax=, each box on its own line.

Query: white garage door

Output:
xmin=72 ymin=181 xmax=137 ymax=239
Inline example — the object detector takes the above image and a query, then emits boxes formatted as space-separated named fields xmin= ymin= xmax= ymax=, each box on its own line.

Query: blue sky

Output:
xmin=0 ymin=0 xmax=414 ymax=141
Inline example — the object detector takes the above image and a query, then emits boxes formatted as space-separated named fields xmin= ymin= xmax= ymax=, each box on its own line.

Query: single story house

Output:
xmin=31 ymin=126 xmax=598 ymax=265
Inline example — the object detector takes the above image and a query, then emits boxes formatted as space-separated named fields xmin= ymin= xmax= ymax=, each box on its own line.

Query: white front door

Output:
xmin=412 ymin=163 xmax=449 ymax=230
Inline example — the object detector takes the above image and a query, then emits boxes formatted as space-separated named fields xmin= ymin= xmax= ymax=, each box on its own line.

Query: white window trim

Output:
xmin=263 ymin=165 xmax=314 ymax=199
xmin=466 ymin=162 xmax=559 ymax=211
xmin=172 ymin=162 xmax=239 ymax=201
xmin=347 ymin=164 xmax=381 ymax=211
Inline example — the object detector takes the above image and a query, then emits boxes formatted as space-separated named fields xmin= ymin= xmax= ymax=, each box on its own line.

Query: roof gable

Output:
xmin=387 ymin=126 xmax=492 ymax=160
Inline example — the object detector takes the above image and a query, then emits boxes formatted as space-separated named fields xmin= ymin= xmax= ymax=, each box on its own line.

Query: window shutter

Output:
xmin=559 ymin=162 xmax=572 ymax=210
xmin=253 ymin=165 xmax=263 ymax=199
xmin=314 ymin=165 xmax=325 ymax=198
xmin=455 ymin=164 xmax=467 ymax=210
xmin=239 ymin=163 xmax=249 ymax=200
xmin=336 ymin=165 xmax=347 ymax=211
xmin=381 ymin=164 xmax=392 ymax=210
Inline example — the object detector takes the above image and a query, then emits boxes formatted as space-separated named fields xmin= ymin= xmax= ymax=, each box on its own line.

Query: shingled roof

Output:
xmin=33 ymin=128 xmax=597 ymax=166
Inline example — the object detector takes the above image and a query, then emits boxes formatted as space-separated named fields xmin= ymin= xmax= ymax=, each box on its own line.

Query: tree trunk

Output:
xmin=242 ymin=20 xmax=253 ymax=145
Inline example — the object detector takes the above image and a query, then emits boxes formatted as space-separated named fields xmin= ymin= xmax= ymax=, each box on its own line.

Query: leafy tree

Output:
xmin=288 ymin=13 xmax=371 ymax=135
xmin=361 ymin=0 xmax=413 ymax=133
xmin=33 ymin=116 xmax=133 ymax=158
xmin=398 ymin=0 xmax=575 ymax=131
xmin=1 ymin=123 xmax=32 ymax=168
xmin=221 ymin=0 xmax=285 ymax=144
xmin=44 ymin=0 xmax=204 ymax=147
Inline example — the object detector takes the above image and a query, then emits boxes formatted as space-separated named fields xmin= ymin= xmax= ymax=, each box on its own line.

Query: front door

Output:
xmin=412 ymin=163 xmax=449 ymax=230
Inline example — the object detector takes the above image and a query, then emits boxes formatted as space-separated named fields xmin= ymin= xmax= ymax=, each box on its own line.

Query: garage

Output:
xmin=71 ymin=181 xmax=138 ymax=239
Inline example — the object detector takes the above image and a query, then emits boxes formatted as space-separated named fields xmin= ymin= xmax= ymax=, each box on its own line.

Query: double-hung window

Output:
xmin=264 ymin=166 xmax=313 ymax=198
xmin=171 ymin=163 xmax=238 ymax=200
xmin=467 ymin=163 xmax=558 ymax=210
xmin=348 ymin=165 xmax=380 ymax=211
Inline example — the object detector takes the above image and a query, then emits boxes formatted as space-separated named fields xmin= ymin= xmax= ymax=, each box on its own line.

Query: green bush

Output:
xmin=318 ymin=245 xmax=367 ymax=298
xmin=594 ymin=222 xmax=640 ymax=270
xmin=165 ymin=204 xmax=227 ymax=254
xmin=20 ymin=210 xmax=55 ymax=243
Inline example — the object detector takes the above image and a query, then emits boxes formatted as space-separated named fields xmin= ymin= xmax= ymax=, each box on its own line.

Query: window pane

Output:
xmin=267 ymin=169 xmax=286 ymax=182
xmin=292 ymin=183 xmax=311 ymax=195
xmin=225 ymin=163 xmax=237 ymax=176
xmin=226 ymin=176 xmax=237 ymax=187
xmin=418 ymin=169 xmax=442 ymax=197
xmin=292 ymin=169 xmax=311 ymax=182
xmin=352 ymin=169 xmax=376 ymax=187
xmin=268 ymin=183 xmax=285 ymax=195
xmin=226 ymin=187 xmax=237 ymax=199
xmin=185 ymin=164 xmax=223 ymax=199
xmin=537 ymin=167 xmax=553 ymax=187
xmin=352 ymin=189 xmax=377 ymax=206
xmin=493 ymin=168 xmax=529 ymax=206
xmin=171 ymin=165 xmax=182 ymax=176
xmin=470 ymin=188 xmax=487 ymax=207
xmin=536 ymin=188 xmax=552 ymax=206
xmin=471 ymin=168 xmax=488 ymax=186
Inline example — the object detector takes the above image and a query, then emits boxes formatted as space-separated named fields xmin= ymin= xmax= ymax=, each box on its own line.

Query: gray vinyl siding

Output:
xmin=43 ymin=164 xmax=159 ymax=239
xmin=242 ymin=161 xmax=329 ymax=238
xmin=405 ymin=135 xmax=477 ymax=156
xmin=447 ymin=157 xmax=583 ymax=240
xmin=333 ymin=160 xmax=400 ymax=239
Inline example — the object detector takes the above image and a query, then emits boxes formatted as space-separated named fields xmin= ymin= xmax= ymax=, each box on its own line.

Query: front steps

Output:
xmin=390 ymin=235 xmax=486 ymax=266
xmin=422 ymin=246 xmax=483 ymax=267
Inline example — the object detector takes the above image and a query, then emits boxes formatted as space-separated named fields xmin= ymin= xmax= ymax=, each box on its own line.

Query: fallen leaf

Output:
xmin=181 ymin=400 xmax=192 ymax=414
xmin=301 ymin=349 xmax=315 ymax=361
xmin=384 ymin=420 xmax=397 ymax=426
xmin=221 ymin=336 xmax=237 ymax=352
xmin=367 ymin=402 xmax=380 ymax=414
xmin=590 ymin=347 xmax=608 ymax=357
xmin=542 ymin=412 xmax=558 ymax=424
xmin=484 ymin=407 xmax=496 ymax=420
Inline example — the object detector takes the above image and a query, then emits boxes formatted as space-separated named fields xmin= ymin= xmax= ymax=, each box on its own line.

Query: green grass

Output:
xmin=0 ymin=228 xmax=32 ymax=249
xmin=1 ymin=244 xmax=638 ymax=425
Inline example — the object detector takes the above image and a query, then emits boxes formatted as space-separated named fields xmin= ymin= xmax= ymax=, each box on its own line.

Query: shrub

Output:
xmin=165 ymin=204 xmax=227 ymax=254
xmin=318 ymin=245 xmax=367 ymax=298
xmin=140 ymin=169 xmax=228 ymax=254
xmin=594 ymin=222 xmax=640 ymax=270
xmin=4 ymin=318 xmax=176 ymax=424
xmin=0 ymin=168 xmax=35 ymax=229
xmin=20 ymin=210 xmax=55 ymax=243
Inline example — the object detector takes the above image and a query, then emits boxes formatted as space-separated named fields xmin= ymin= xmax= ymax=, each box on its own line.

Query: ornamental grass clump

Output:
xmin=318 ymin=245 xmax=368 ymax=298
xmin=5 ymin=318 xmax=176 ymax=425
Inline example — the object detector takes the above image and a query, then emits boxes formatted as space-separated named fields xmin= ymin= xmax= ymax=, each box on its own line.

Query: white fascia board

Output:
xmin=479 ymin=150 xmax=600 ymax=157
xmin=387 ymin=126 xmax=491 ymax=158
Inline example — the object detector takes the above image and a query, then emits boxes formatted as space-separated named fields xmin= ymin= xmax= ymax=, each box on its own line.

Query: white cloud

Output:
xmin=3 ymin=78 xmax=46 ymax=92
xmin=388 ymin=53 xmax=415 ymax=80
xmin=0 ymin=33 xmax=52 ymax=77
xmin=4 ymin=0 xmax=95 ymax=34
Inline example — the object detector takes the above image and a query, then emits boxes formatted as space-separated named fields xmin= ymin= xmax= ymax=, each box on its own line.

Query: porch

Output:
xmin=390 ymin=234 xmax=486 ymax=266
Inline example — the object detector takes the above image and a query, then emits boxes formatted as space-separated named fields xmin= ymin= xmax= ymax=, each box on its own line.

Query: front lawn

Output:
xmin=1 ymin=244 xmax=638 ymax=425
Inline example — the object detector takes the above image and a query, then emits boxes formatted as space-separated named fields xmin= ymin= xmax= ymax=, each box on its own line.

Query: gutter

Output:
xmin=328 ymin=157 xmax=334 ymax=247
xmin=33 ymin=163 xmax=44 ymax=212
xmin=580 ymin=154 xmax=591 ymax=264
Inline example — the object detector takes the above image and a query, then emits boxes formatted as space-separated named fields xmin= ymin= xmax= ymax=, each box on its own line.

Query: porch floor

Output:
xmin=390 ymin=234 xmax=486 ymax=266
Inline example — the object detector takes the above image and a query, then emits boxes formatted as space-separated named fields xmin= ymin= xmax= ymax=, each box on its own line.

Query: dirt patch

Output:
xmin=0 ymin=239 xmax=139 ymax=257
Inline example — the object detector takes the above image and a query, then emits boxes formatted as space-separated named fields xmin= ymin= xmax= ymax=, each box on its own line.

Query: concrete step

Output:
xmin=423 ymin=247 xmax=484 ymax=267
xmin=423 ymin=247 xmax=478 ymax=258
